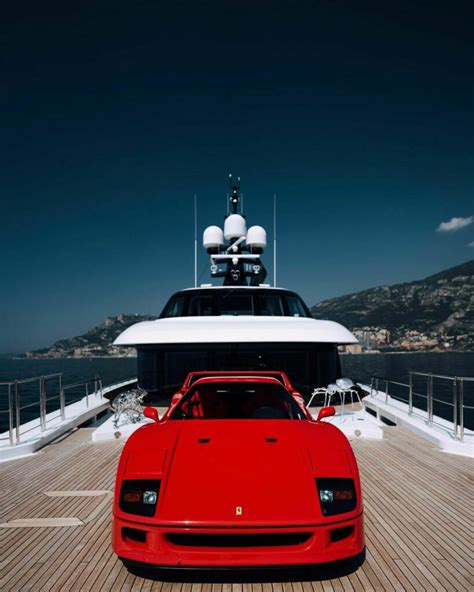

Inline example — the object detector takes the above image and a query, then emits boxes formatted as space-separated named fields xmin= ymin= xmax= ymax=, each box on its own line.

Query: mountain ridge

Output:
xmin=311 ymin=259 xmax=473 ymax=352
xmin=21 ymin=314 xmax=158 ymax=359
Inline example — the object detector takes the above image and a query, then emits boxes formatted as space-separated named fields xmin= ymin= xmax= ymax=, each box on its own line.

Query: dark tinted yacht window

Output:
xmin=220 ymin=293 xmax=253 ymax=315
xmin=137 ymin=343 xmax=340 ymax=401
xmin=160 ymin=289 xmax=312 ymax=319
xmin=189 ymin=294 xmax=214 ymax=316
xmin=256 ymin=294 xmax=283 ymax=316
xmin=286 ymin=295 xmax=308 ymax=317
xmin=162 ymin=295 xmax=186 ymax=318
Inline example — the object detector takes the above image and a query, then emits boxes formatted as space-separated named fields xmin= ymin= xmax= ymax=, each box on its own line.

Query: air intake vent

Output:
xmin=165 ymin=533 xmax=312 ymax=547
xmin=122 ymin=527 xmax=147 ymax=543
xmin=330 ymin=526 xmax=354 ymax=542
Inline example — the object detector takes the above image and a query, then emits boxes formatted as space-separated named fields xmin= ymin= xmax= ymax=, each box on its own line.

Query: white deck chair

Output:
xmin=335 ymin=378 xmax=362 ymax=414
xmin=307 ymin=383 xmax=341 ymax=409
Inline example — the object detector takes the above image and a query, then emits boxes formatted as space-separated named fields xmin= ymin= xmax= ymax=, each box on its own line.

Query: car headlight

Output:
xmin=316 ymin=478 xmax=356 ymax=516
xmin=119 ymin=479 xmax=160 ymax=517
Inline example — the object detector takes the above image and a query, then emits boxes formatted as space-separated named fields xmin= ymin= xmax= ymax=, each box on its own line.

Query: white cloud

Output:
xmin=437 ymin=216 xmax=473 ymax=232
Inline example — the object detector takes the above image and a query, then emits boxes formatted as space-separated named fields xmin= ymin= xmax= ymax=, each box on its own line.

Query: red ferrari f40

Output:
xmin=112 ymin=371 xmax=365 ymax=570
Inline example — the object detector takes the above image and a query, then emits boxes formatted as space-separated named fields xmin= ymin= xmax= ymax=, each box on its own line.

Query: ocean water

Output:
xmin=0 ymin=358 xmax=136 ymax=434
xmin=0 ymin=352 xmax=472 ymax=433
xmin=340 ymin=351 xmax=474 ymax=385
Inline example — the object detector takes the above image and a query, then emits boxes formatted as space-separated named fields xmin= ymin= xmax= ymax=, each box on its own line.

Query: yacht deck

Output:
xmin=0 ymin=425 xmax=472 ymax=591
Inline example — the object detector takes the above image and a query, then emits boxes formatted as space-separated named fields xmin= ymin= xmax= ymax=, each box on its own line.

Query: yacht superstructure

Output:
xmin=114 ymin=177 xmax=357 ymax=401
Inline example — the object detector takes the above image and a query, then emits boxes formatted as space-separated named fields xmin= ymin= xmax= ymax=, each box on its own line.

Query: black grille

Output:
xmin=122 ymin=527 xmax=147 ymax=543
xmin=165 ymin=533 xmax=312 ymax=548
xmin=330 ymin=526 xmax=354 ymax=542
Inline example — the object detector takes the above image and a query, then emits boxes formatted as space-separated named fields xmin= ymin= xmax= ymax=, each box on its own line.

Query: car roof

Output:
xmin=183 ymin=370 xmax=293 ymax=388
xmin=189 ymin=376 xmax=287 ymax=388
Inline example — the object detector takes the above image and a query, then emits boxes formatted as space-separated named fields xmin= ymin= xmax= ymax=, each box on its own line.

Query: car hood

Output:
xmin=120 ymin=420 xmax=357 ymax=527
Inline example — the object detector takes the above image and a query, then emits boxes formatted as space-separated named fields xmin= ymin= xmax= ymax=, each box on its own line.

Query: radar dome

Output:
xmin=224 ymin=214 xmax=247 ymax=241
xmin=203 ymin=226 xmax=224 ymax=251
xmin=246 ymin=225 xmax=267 ymax=251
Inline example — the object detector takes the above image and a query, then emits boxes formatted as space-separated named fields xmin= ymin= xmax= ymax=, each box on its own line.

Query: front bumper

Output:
xmin=112 ymin=513 xmax=364 ymax=568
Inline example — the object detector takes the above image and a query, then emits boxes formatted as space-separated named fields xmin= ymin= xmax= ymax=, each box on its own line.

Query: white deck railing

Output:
xmin=368 ymin=372 xmax=473 ymax=442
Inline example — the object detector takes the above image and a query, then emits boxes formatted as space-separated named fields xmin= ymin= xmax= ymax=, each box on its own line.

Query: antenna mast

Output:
xmin=228 ymin=174 xmax=241 ymax=214
xmin=273 ymin=194 xmax=277 ymax=287
xmin=202 ymin=176 xmax=268 ymax=286
xmin=194 ymin=194 xmax=197 ymax=287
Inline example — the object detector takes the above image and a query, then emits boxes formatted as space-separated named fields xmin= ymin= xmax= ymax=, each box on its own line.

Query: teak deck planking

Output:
xmin=0 ymin=425 xmax=472 ymax=591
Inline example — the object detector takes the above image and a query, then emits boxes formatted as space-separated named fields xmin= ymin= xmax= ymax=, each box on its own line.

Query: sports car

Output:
xmin=112 ymin=371 xmax=365 ymax=569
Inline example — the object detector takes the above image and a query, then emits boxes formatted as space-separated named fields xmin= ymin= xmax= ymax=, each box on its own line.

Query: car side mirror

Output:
xmin=316 ymin=406 xmax=336 ymax=422
xmin=143 ymin=406 xmax=160 ymax=423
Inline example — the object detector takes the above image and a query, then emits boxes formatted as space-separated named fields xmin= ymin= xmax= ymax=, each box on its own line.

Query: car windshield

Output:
xmin=170 ymin=381 xmax=305 ymax=420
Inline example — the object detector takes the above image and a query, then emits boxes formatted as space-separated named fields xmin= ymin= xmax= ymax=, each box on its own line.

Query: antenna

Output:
xmin=273 ymin=194 xmax=277 ymax=287
xmin=194 ymin=194 xmax=197 ymax=287
xmin=227 ymin=173 xmax=232 ymax=215
xmin=228 ymin=173 xmax=240 ymax=214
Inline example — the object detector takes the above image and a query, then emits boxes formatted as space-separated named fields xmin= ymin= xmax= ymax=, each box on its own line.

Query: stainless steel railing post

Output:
xmin=426 ymin=375 xmax=429 ymax=420
xmin=39 ymin=376 xmax=46 ymax=431
xmin=94 ymin=376 xmax=98 ymax=398
xmin=459 ymin=379 xmax=464 ymax=442
xmin=59 ymin=374 xmax=65 ymax=420
xmin=100 ymin=379 xmax=103 ymax=398
xmin=370 ymin=376 xmax=374 ymax=397
xmin=453 ymin=377 xmax=458 ymax=440
xmin=409 ymin=372 xmax=413 ymax=415
xmin=15 ymin=381 xmax=20 ymax=444
xmin=8 ymin=383 xmax=14 ymax=446
xmin=385 ymin=379 xmax=389 ymax=404
xmin=85 ymin=382 xmax=89 ymax=407
xmin=427 ymin=373 xmax=433 ymax=426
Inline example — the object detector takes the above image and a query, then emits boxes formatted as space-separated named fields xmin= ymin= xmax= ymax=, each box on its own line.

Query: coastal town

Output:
xmin=343 ymin=326 xmax=470 ymax=354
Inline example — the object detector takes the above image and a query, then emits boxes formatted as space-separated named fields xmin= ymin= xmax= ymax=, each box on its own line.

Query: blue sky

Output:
xmin=1 ymin=1 xmax=473 ymax=352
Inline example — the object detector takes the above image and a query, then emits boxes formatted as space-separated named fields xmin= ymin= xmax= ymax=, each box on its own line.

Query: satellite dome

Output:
xmin=203 ymin=226 xmax=224 ymax=250
xmin=224 ymin=214 xmax=247 ymax=241
xmin=246 ymin=225 xmax=267 ymax=251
